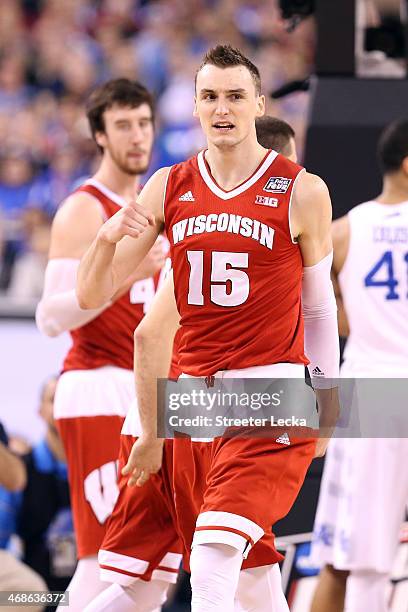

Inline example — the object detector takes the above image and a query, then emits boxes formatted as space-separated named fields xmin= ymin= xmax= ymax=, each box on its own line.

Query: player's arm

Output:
xmin=332 ymin=215 xmax=350 ymax=337
xmin=122 ymin=272 xmax=180 ymax=487
xmin=36 ymin=192 xmax=112 ymax=337
xmin=292 ymin=172 xmax=340 ymax=455
xmin=77 ymin=167 xmax=169 ymax=309
xmin=36 ymin=193 xmax=166 ymax=337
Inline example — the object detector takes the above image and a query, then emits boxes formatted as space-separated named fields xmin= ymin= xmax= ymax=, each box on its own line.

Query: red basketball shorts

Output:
xmin=99 ymin=434 xmax=183 ymax=585
xmin=54 ymin=366 xmax=133 ymax=559
xmin=99 ymin=363 xmax=316 ymax=580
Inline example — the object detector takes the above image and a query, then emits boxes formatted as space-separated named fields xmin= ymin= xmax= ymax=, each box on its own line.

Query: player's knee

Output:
xmin=237 ymin=564 xmax=288 ymax=612
xmin=124 ymin=578 xmax=170 ymax=611
xmin=190 ymin=543 xmax=242 ymax=609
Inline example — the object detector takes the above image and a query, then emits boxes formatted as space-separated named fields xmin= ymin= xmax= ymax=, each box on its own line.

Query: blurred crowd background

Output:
xmin=0 ymin=0 xmax=314 ymax=302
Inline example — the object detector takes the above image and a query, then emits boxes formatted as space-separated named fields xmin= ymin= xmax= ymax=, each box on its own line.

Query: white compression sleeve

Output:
xmin=302 ymin=251 xmax=340 ymax=387
xmin=36 ymin=258 xmax=111 ymax=337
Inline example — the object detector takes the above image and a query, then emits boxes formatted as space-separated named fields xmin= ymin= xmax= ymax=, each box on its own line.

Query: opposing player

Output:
xmin=36 ymin=79 xmax=167 ymax=610
xmin=77 ymin=45 xmax=340 ymax=610
xmin=83 ymin=115 xmax=299 ymax=612
xmin=311 ymin=121 xmax=408 ymax=612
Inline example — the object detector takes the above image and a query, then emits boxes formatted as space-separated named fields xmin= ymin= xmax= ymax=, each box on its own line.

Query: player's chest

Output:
xmin=167 ymin=189 xmax=289 ymax=256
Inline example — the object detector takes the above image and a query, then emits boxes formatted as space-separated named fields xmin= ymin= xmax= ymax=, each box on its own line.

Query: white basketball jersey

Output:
xmin=339 ymin=200 xmax=408 ymax=373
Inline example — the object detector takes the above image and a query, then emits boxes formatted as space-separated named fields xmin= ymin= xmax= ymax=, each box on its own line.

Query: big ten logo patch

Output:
xmin=84 ymin=460 xmax=119 ymax=524
xmin=255 ymin=195 xmax=279 ymax=208
xmin=263 ymin=176 xmax=292 ymax=194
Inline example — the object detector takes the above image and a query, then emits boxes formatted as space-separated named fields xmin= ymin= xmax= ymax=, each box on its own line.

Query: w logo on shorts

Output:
xmin=84 ymin=461 xmax=119 ymax=524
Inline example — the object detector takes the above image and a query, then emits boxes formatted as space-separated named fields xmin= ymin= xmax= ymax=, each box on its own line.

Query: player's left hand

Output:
xmin=122 ymin=436 xmax=164 ymax=487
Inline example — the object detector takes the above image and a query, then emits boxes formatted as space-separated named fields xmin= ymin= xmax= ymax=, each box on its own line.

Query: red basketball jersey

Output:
xmin=164 ymin=149 xmax=308 ymax=376
xmin=63 ymin=179 xmax=158 ymax=372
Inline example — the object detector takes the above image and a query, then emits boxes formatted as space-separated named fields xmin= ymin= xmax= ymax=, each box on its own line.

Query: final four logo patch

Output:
xmin=263 ymin=176 xmax=292 ymax=194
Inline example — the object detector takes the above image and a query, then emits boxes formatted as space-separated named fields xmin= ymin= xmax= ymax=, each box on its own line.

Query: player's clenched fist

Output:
xmin=98 ymin=201 xmax=155 ymax=244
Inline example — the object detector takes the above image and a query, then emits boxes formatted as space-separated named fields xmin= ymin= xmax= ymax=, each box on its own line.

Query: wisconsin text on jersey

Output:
xmin=172 ymin=213 xmax=275 ymax=250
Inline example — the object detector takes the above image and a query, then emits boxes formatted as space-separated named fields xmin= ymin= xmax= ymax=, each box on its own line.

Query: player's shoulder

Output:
xmin=272 ymin=151 xmax=303 ymax=175
xmin=142 ymin=166 xmax=173 ymax=192
xmin=296 ymin=171 xmax=329 ymax=197
xmin=348 ymin=199 xmax=379 ymax=218
xmin=50 ymin=184 xmax=106 ymax=257
xmin=332 ymin=214 xmax=349 ymax=245
xmin=53 ymin=185 xmax=105 ymax=227
xmin=167 ymin=152 xmax=201 ymax=180
xmin=293 ymin=171 xmax=331 ymax=219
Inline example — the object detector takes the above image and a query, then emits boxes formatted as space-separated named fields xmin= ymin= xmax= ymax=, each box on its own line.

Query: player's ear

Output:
xmin=95 ymin=131 xmax=107 ymax=149
xmin=193 ymin=97 xmax=198 ymax=118
xmin=255 ymin=94 xmax=266 ymax=118
xmin=402 ymin=156 xmax=408 ymax=176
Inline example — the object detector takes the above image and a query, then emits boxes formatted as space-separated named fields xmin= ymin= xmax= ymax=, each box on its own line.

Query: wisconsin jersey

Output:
xmin=339 ymin=200 xmax=408 ymax=370
xmin=63 ymin=179 xmax=165 ymax=372
xmin=164 ymin=149 xmax=308 ymax=376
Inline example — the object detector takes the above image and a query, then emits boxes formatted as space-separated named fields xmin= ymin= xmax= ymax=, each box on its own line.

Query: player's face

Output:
xmin=96 ymin=103 xmax=154 ymax=175
xmin=194 ymin=65 xmax=265 ymax=149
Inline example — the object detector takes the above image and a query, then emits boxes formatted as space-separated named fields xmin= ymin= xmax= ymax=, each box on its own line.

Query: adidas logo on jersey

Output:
xmin=179 ymin=191 xmax=195 ymax=202
xmin=312 ymin=366 xmax=324 ymax=376
xmin=276 ymin=432 xmax=290 ymax=445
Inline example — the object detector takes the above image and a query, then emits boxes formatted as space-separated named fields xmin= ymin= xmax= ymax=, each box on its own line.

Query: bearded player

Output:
xmin=36 ymin=79 xmax=167 ymax=610
xmin=77 ymin=46 xmax=340 ymax=610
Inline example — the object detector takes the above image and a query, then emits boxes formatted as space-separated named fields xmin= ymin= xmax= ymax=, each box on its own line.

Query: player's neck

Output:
xmin=93 ymin=158 xmax=141 ymax=202
xmin=377 ymin=174 xmax=408 ymax=205
xmin=205 ymin=139 xmax=268 ymax=191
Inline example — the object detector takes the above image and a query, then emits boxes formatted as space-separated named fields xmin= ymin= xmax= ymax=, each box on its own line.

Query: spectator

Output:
xmin=0 ymin=378 xmax=76 ymax=597
xmin=0 ymin=422 xmax=47 ymax=611
xmin=28 ymin=145 xmax=84 ymax=217
xmin=0 ymin=0 xmax=315 ymax=301
xmin=0 ymin=423 xmax=26 ymax=492
xmin=0 ymin=51 xmax=31 ymax=113
xmin=0 ymin=149 xmax=36 ymax=226
xmin=7 ymin=209 xmax=51 ymax=300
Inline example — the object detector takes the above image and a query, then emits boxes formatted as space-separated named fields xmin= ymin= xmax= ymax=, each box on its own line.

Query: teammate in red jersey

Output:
xmin=255 ymin=115 xmax=297 ymax=162
xmin=78 ymin=46 xmax=340 ymax=611
xmin=36 ymin=79 xmax=167 ymax=610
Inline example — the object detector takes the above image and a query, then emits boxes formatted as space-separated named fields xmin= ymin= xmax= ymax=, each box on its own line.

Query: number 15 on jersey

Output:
xmin=187 ymin=250 xmax=250 ymax=307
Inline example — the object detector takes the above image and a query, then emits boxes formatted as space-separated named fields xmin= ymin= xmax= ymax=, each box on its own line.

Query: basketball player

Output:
xmin=83 ymin=116 xmax=300 ymax=612
xmin=255 ymin=115 xmax=297 ymax=161
xmin=36 ymin=79 xmax=167 ymax=610
xmin=77 ymin=45 xmax=340 ymax=610
xmin=311 ymin=121 xmax=408 ymax=612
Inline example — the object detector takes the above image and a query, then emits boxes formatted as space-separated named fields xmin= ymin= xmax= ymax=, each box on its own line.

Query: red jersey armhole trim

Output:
xmin=162 ymin=166 xmax=173 ymax=228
